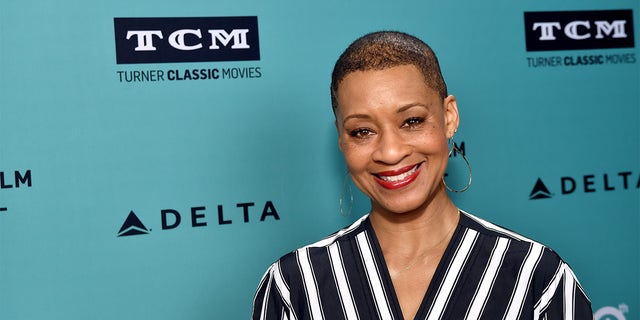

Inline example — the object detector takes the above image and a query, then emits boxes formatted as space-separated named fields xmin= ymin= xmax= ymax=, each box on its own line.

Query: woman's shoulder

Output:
xmin=457 ymin=210 xmax=592 ymax=317
xmin=459 ymin=209 xmax=540 ymax=243
xmin=459 ymin=209 xmax=570 ymax=275
xmin=266 ymin=214 xmax=370 ymax=267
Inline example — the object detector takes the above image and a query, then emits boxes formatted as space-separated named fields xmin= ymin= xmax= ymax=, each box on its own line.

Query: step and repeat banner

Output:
xmin=1 ymin=1 xmax=638 ymax=319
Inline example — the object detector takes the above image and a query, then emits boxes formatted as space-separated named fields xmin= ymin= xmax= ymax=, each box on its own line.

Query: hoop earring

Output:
xmin=443 ymin=138 xmax=472 ymax=193
xmin=339 ymin=172 xmax=354 ymax=216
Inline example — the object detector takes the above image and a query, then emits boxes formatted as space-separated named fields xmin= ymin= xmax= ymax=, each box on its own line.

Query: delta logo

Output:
xmin=529 ymin=178 xmax=553 ymax=200
xmin=529 ymin=171 xmax=638 ymax=200
xmin=117 ymin=200 xmax=280 ymax=237
xmin=117 ymin=211 xmax=151 ymax=236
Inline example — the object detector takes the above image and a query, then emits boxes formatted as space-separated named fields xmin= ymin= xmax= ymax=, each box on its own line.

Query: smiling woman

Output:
xmin=335 ymin=65 xmax=457 ymax=221
xmin=252 ymin=31 xmax=592 ymax=320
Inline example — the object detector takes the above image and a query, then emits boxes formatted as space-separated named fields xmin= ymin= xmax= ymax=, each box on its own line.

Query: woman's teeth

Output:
xmin=379 ymin=165 xmax=418 ymax=182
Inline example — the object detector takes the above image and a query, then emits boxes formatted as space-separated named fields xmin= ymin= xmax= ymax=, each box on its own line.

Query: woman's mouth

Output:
xmin=373 ymin=163 xmax=423 ymax=190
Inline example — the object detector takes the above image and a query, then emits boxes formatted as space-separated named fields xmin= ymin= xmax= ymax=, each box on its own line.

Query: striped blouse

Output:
xmin=252 ymin=210 xmax=592 ymax=319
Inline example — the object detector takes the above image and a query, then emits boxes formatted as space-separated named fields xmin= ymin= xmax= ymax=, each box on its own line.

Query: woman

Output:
xmin=252 ymin=31 xmax=592 ymax=320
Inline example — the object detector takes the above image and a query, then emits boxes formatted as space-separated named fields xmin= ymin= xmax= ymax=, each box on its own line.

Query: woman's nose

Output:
xmin=371 ymin=129 xmax=411 ymax=164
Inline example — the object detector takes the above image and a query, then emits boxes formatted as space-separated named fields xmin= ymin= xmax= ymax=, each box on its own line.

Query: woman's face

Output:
xmin=335 ymin=65 xmax=459 ymax=216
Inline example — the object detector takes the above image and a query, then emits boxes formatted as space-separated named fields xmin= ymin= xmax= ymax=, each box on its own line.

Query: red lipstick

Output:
xmin=373 ymin=163 xmax=422 ymax=190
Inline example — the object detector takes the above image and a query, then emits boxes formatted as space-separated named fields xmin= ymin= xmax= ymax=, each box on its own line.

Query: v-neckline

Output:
xmin=363 ymin=216 xmax=463 ymax=320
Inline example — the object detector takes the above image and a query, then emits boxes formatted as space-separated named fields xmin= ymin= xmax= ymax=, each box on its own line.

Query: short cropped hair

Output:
xmin=330 ymin=31 xmax=448 ymax=113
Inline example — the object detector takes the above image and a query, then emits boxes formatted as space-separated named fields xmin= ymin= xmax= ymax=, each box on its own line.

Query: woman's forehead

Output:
xmin=337 ymin=66 xmax=440 ymax=106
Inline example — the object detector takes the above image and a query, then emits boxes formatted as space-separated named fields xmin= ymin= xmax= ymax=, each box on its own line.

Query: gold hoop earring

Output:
xmin=443 ymin=138 xmax=472 ymax=193
xmin=339 ymin=172 xmax=354 ymax=216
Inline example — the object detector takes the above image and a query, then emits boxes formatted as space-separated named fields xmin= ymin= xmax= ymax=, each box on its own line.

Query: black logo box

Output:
xmin=524 ymin=10 xmax=634 ymax=51
xmin=114 ymin=16 xmax=260 ymax=64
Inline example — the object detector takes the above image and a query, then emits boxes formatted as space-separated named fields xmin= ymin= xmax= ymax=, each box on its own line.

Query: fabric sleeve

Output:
xmin=536 ymin=261 xmax=593 ymax=320
xmin=251 ymin=261 xmax=292 ymax=320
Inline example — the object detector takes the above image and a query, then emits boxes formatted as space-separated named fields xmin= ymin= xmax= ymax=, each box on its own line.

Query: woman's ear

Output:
xmin=444 ymin=95 xmax=460 ymax=138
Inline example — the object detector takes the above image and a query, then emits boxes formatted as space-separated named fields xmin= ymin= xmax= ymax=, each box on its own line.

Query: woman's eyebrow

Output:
xmin=343 ymin=113 xmax=372 ymax=123
xmin=397 ymin=103 xmax=430 ymax=113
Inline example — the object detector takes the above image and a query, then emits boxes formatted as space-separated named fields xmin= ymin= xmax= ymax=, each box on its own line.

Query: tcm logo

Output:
xmin=114 ymin=16 xmax=260 ymax=64
xmin=524 ymin=10 xmax=635 ymax=51
xmin=529 ymin=171 xmax=638 ymax=200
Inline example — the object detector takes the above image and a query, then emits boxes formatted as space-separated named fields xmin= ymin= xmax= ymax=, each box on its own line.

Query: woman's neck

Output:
xmin=369 ymin=191 xmax=460 ymax=255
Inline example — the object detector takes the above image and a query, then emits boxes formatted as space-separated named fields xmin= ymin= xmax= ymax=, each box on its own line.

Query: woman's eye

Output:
xmin=349 ymin=128 xmax=374 ymax=138
xmin=403 ymin=117 xmax=425 ymax=128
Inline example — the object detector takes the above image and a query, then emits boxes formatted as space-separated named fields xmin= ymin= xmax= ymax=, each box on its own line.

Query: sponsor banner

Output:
xmin=2 ymin=2 xmax=638 ymax=319
xmin=114 ymin=16 xmax=260 ymax=64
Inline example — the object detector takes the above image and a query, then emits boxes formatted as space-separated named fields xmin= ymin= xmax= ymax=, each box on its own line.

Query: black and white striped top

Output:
xmin=252 ymin=210 xmax=592 ymax=319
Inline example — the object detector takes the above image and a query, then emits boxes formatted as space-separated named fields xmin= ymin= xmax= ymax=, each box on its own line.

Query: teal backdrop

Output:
xmin=1 ymin=1 xmax=638 ymax=319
